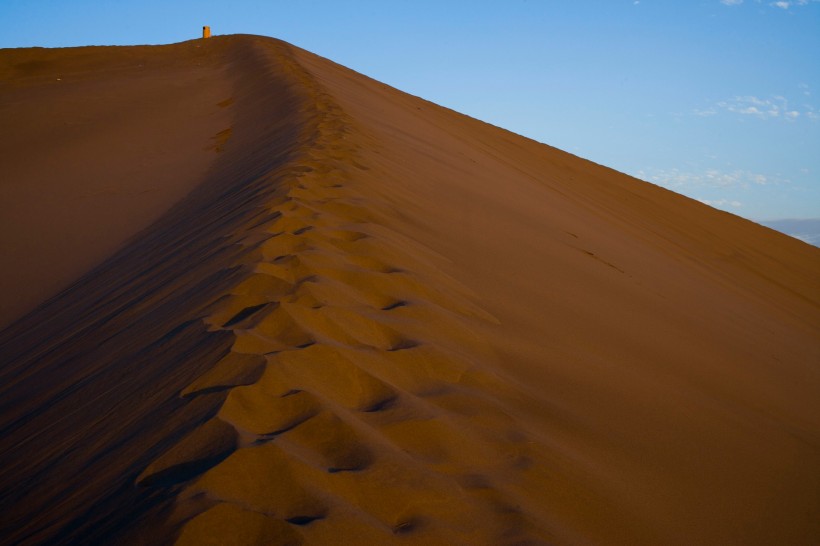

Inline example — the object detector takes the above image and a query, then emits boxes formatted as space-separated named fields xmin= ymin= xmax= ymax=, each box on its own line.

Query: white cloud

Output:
xmin=635 ymin=167 xmax=786 ymax=190
xmin=724 ymin=0 xmax=818 ymax=8
xmin=803 ymin=105 xmax=820 ymax=120
xmin=769 ymin=0 xmax=815 ymax=8
xmin=699 ymin=198 xmax=743 ymax=208
xmin=738 ymin=106 xmax=762 ymax=115
xmin=697 ymin=95 xmax=815 ymax=121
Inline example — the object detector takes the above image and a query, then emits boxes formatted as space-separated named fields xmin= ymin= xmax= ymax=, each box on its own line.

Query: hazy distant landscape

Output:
xmin=760 ymin=218 xmax=820 ymax=247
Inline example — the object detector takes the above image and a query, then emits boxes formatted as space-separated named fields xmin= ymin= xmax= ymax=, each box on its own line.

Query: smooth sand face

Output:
xmin=291 ymin=48 xmax=820 ymax=543
xmin=0 ymin=42 xmax=234 ymax=327
xmin=1 ymin=36 xmax=818 ymax=546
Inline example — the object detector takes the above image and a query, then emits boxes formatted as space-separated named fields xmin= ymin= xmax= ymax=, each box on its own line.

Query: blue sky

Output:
xmin=2 ymin=0 xmax=818 ymax=221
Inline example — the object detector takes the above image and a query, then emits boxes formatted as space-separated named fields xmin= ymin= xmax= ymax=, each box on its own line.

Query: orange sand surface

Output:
xmin=0 ymin=41 xmax=234 ymax=328
xmin=1 ymin=35 xmax=818 ymax=545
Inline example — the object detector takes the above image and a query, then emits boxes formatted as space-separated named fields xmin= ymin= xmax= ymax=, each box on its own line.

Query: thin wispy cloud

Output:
xmin=699 ymin=198 xmax=743 ymax=208
xmin=720 ymin=0 xmax=819 ymax=8
xmin=635 ymin=167 xmax=785 ymax=189
xmin=693 ymin=107 xmax=718 ymax=117
xmin=770 ymin=0 xmax=813 ymax=9
xmin=694 ymin=95 xmax=816 ymax=121
xmin=804 ymin=105 xmax=820 ymax=120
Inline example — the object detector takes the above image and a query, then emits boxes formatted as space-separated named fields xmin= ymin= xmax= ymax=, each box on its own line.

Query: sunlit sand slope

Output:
xmin=1 ymin=35 xmax=818 ymax=546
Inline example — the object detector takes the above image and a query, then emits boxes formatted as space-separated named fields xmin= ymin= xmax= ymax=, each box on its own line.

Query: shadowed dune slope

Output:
xmin=0 ymin=40 xmax=236 ymax=328
xmin=1 ymin=35 xmax=819 ymax=546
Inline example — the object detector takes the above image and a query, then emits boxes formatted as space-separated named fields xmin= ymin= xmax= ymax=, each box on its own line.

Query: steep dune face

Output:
xmin=0 ymin=37 xmax=315 ymax=544
xmin=290 ymin=47 xmax=820 ymax=544
xmin=1 ymin=35 xmax=818 ymax=546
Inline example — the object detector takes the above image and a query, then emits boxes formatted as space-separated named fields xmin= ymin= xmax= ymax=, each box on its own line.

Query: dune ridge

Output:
xmin=140 ymin=37 xmax=559 ymax=546
xmin=1 ymin=35 xmax=819 ymax=545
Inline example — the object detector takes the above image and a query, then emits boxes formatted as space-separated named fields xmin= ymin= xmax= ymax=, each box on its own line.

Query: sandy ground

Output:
xmin=0 ymin=41 xmax=235 ymax=328
xmin=0 ymin=35 xmax=818 ymax=545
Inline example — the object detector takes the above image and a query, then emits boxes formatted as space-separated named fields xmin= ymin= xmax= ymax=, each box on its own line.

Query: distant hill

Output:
xmin=760 ymin=218 xmax=820 ymax=247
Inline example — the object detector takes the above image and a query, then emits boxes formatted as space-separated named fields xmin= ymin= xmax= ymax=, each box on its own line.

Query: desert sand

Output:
xmin=0 ymin=35 xmax=818 ymax=545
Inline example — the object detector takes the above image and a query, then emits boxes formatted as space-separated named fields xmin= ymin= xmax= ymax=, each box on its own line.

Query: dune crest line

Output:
xmin=138 ymin=38 xmax=555 ymax=545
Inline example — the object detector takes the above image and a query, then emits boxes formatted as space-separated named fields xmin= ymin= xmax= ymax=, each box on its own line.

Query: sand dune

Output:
xmin=0 ymin=40 xmax=237 ymax=328
xmin=0 ymin=35 xmax=818 ymax=545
